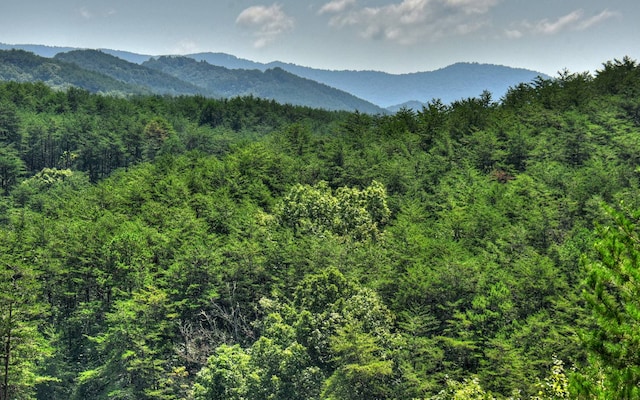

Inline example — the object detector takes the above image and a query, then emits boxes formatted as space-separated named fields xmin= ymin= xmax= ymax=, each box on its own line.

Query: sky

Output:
xmin=1 ymin=0 xmax=638 ymax=75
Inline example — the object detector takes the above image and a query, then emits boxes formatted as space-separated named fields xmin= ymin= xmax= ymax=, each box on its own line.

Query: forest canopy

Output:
xmin=1 ymin=57 xmax=640 ymax=399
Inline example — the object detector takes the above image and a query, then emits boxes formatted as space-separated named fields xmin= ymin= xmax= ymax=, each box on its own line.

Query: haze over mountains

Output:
xmin=0 ymin=43 xmax=548 ymax=112
xmin=0 ymin=46 xmax=385 ymax=114
xmin=186 ymin=52 xmax=549 ymax=110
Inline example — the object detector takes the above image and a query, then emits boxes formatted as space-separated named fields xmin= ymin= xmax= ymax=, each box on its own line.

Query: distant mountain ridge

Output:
xmin=0 ymin=47 xmax=384 ymax=112
xmin=0 ymin=49 xmax=148 ymax=94
xmin=54 ymin=50 xmax=212 ymax=97
xmin=0 ymin=43 xmax=153 ymax=64
xmin=0 ymin=43 xmax=549 ymax=111
xmin=142 ymin=56 xmax=384 ymax=113
xmin=186 ymin=52 xmax=549 ymax=109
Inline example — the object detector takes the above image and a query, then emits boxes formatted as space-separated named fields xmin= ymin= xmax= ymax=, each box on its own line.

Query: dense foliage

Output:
xmin=1 ymin=57 xmax=640 ymax=399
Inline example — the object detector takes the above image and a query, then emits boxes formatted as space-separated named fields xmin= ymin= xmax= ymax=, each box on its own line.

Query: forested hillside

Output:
xmin=1 ymin=57 xmax=640 ymax=399
xmin=186 ymin=52 xmax=546 ymax=110
xmin=0 ymin=48 xmax=385 ymax=113
xmin=142 ymin=56 xmax=385 ymax=113
xmin=54 ymin=50 xmax=213 ymax=97
xmin=0 ymin=49 xmax=147 ymax=95
xmin=1 ymin=44 xmax=547 ymax=112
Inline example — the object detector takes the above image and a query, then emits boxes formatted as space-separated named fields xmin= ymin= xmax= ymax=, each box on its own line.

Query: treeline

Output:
xmin=0 ymin=81 xmax=347 ymax=185
xmin=1 ymin=57 xmax=640 ymax=399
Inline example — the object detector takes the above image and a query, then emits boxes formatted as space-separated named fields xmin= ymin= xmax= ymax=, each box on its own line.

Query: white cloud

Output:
xmin=533 ymin=9 xmax=584 ymax=35
xmin=577 ymin=9 xmax=619 ymax=30
xmin=79 ymin=7 xmax=93 ymax=19
xmin=443 ymin=0 xmax=499 ymax=14
xmin=236 ymin=4 xmax=295 ymax=48
xmin=504 ymin=29 xmax=523 ymax=39
xmin=320 ymin=0 xmax=498 ymax=44
xmin=319 ymin=0 xmax=357 ymax=15
xmin=512 ymin=9 xmax=619 ymax=38
xmin=78 ymin=6 xmax=117 ymax=20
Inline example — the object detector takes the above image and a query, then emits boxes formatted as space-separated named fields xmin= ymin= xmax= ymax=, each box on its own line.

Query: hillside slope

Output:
xmin=0 ymin=49 xmax=146 ymax=94
xmin=0 ymin=45 xmax=385 ymax=113
xmin=0 ymin=43 xmax=547 ymax=110
xmin=1 ymin=58 xmax=640 ymax=399
xmin=188 ymin=52 xmax=547 ymax=108
xmin=143 ymin=56 xmax=386 ymax=113
xmin=54 ymin=50 xmax=212 ymax=97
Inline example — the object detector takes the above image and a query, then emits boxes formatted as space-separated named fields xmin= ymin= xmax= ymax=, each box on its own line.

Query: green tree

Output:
xmin=192 ymin=345 xmax=250 ymax=400
xmin=319 ymin=286 xmax=396 ymax=399
xmin=0 ymin=230 xmax=53 ymax=400
xmin=0 ymin=101 xmax=20 ymax=145
xmin=74 ymin=287 xmax=178 ymax=400
xmin=280 ymin=123 xmax=312 ymax=156
xmin=579 ymin=204 xmax=640 ymax=398
xmin=532 ymin=356 xmax=570 ymax=400
xmin=430 ymin=376 xmax=495 ymax=400
xmin=279 ymin=180 xmax=390 ymax=241
xmin=322 ymin=320 xmax=393 ymax=400
xmin=0 ymin=145 xmax=25 ymax=194
xmin=143 ymin=117 xmax=176 ymax=161
xmin=593 ymin=56 xmax=640 ymax=96
xmin=194 ymin=311 xmax=324 ymax=400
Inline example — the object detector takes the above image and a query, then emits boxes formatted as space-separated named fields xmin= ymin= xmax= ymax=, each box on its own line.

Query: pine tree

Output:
xmin=0 ymin=229 xmax=53 ymax=400
xmin=580 ymin=205 xmax=640 ymax=398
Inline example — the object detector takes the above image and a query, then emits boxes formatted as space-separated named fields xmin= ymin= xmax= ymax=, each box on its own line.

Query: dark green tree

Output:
xmin=0 ymin=101 xmax=20 ymax=145
xmin=0 ymin=145 xmax=25 ymax=194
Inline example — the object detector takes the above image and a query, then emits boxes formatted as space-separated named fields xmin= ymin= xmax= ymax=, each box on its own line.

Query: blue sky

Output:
xmin=1 ymin=0 xmax=638 ymax=75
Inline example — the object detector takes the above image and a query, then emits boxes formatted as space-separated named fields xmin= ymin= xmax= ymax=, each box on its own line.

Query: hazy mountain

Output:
xmin=0 ymin=43 xmax=152 ymax=64
xmin=186 ymin=52 xmax=266 ymax=71
xmin=0 ymin=43 xmax=78 ymax=58
xmin=187 ymin=53 xmax=548 ymax=109
xmin=0 ymin=43 xmax=549 ymax=111
xmin=98 ymin=49 xmax=153 ymax=64
xmin=54 ymin=49 xmax=211 ymax=97
xmin=0 ymin=47 xmax=384 ymax=113
xmin=143 ymin=56 xmax=386 ymax=113
xmin=0 ymin=49 xmax=147 ymax=94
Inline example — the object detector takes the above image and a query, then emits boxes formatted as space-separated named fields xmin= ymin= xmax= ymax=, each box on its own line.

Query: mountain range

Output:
xmin=0 ymin=47 xmax=385 ymax=113
xmin=186 ymin=52 xmax=549 ymax=109
xmin=0 ymin=48 xmax=147 ymax=94
xmin=0 ymin=43 xmax=549 ymax=112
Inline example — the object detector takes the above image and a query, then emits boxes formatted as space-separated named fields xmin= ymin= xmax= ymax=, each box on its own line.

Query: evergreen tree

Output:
xmin=579 ymin=204 xmax=640 ymax=398
xmin=0 ymin=228 xmax=53 ymax=400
